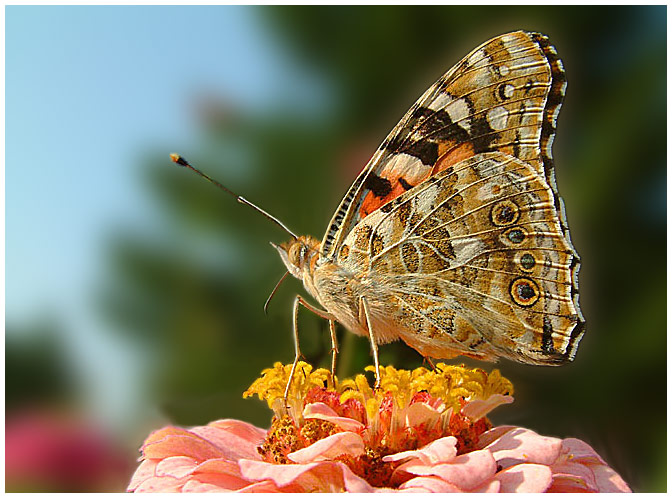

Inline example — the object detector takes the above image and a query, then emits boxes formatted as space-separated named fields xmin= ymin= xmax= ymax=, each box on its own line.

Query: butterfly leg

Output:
xmin=360 ymin=296 xmax=381 ymax=390
xmin=284 ymin=295 xmax=337 ymax=408
xmin=328 ymin=320 xmax=339 ymax=389
xmin=423 ymin=356 xmax=442 ymax=373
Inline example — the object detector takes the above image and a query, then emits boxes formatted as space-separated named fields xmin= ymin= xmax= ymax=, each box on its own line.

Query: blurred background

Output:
xmin=6 ymin=5 xmax=666 ymax=492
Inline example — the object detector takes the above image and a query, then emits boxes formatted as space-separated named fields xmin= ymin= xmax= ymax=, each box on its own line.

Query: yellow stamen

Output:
xmin=244 ymin=361 xmax=513 ymax=418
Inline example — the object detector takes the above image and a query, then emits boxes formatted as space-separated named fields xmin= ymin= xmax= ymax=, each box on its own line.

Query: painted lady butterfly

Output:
xmin=175 ymin=30 xmax=584 ymax=393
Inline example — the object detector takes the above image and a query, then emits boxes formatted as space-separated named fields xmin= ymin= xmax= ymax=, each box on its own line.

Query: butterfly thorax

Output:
xmin=275 ymin=235 xmax=404 ymax=346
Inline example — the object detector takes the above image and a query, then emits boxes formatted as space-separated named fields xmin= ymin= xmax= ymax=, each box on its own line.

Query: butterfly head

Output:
xmin=273 ymin=235 xmax=320 ymax=280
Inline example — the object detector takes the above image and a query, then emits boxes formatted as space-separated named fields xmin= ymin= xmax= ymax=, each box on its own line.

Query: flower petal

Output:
xmin=303 ymin=402 xmax=365 ymax=432
xmin=133 ymin=475 xmax=185 ymax=492
xmin=494 ymin=463 xmax=553 ymax=492
xmin=398 ymin=476 xmax=463 ymax=492
xmin=238 ymin=459 xmax=373 ymax=492
xmin=127 ymin=458 xmax=157 ymax=491
xmin=551 ymin=460 xmax=598 ymax=491
xmin=461 ymin=394 xmax=513 ymax=421
xmin=472 ymin=479 xmax=501 ymax=492
xmin=236 ymin=480 xmax=284 ymax=492
xmin=181 ymin=480 xmax=230 ymax=492
xmin=142 ymin=434 xmax=223 ymax=461
xmin=142 ymin=426 xmax=193 ymax=446
xmin=154 ymin=455 xmax=198 ymax=479
xmin=400 ymin=449 xmax=497 ymax=490
xmin=239 ymin=460 xmax=317 ymax=487
xmin=192 ymin=459 xmax=251 ymax=491
xmin=485 ymin=427 xmax=562 ymax=466
xmin=474 ymin=426 xmax=517 ymax=449
xmin=590 ymin=462 xmax=632 ymax=492
xmin=402 ymin=401 xmax=442 ymax=430
xmin=560 ymin=437 xmax=607 ymax=465
xmin=288 ymin=431 xmax=365 ymax=463
xmin=383 ymin=436 xmax=458 ymax=465
xmin=191 ymin=419 xmax=266 ymax=461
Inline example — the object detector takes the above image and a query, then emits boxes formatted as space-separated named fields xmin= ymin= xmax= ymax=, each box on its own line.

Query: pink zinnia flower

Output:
xmin=6 ymin=410 xmax=132 ymax=492
xmin=128 ymin=362 xmax=631 ymax=492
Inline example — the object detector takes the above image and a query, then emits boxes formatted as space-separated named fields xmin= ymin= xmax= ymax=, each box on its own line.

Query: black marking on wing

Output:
xmin=398 ymin=177 xmax=413 ymax=191
xmin=364 ymin=173 xmax=393 ymax=198
xmin=541 ymin=316 xmax=556 ymax=354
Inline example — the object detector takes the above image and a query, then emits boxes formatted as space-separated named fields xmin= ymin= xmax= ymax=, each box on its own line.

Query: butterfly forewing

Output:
xmin=321 ymin=31 xmax=566 ymax=260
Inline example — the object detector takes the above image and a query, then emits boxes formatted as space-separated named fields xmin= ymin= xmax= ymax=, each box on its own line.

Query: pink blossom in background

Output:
xmin=6 ymin=410 xmax=133 ymax=492
xmin=128 ymin=362 xmax=631 ymax=492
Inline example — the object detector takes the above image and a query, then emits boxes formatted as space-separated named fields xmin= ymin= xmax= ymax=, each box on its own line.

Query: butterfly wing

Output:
xmin=321 ymin=30 xmax=569 ymax=261
xmin=323 ymin=30 xmax=583 ymax=364
xmin=337 ymin=151 xmax=582 ymax=364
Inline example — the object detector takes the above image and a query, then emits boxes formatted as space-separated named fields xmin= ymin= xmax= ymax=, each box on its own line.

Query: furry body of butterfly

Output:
xmin=273 ymin=31 xmax=584 ymax=385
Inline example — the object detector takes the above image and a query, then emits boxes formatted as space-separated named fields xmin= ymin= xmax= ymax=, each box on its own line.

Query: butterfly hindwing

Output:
xmin=336 ymin=151 xmax=582 ymax=363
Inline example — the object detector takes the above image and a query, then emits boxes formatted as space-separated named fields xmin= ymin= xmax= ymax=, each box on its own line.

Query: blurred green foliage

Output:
xmin=98 ymin=6 xmax=664 ymax=492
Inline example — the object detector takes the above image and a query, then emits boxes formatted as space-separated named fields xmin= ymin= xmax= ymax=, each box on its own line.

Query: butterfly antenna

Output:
xmin=263 ymin=271 xmax=290 ymax=315
xmin=170 ymin=154 xmax=298 ymax=239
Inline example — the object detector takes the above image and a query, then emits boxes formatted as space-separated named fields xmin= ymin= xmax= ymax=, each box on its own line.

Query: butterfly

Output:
xmin=174 ymin=30 xmax=584 ymax=393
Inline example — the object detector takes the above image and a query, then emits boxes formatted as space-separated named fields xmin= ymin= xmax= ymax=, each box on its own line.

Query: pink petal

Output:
xmin=294 ymin=461 xmax=374 ymax=492
xmin=551 ymin=460 xmax=598 ymax=491
xmin=238 ymin=459 xmax=373 ymax=492
xmin=133 ymin=475 xmax=185 ymax=492
xmin=239 ymin=460 xmax=325 ymax=488
xmin=191 ymin=419 xmax=266 ymax=461
xmin=474 ymin=426 xmax=517 ymax=449
xmin=485 ymin=427 xmax=562 ymax=466
xmin=303 ymin=402 xmax=365 ymax=432
xmin=288 ymin=431 xmax=365 ymax=463
xmin=472 ymin=479 xmax=501 ymax=492
xmin=590 ymin=463 xmax=632 ymax=492
xmin=495 ymin=463 xmax=553 ymax=492
xmin=402 ymin=401 xmax=442 ymax=429
xmin=127 ymin=458 xmax=157 ymax=491
xmin=398 ymin=476 xmax=463 ymax=492
xmin=192 ymin=459 xmax=252 ymax=490
xmin=548 ymin=474 xmax=595 ymax=492
xmin=461 ymin=394 xmax=514 ymax=421
xmin=401 ymin=449 xmax=497 ymax=490
xmin=560 ymin=437 xmax=607 ymax=465
xmin=194 ymin=458 xmax=243 ymax=476
xmin=142 ymin=426 xmax=194 ymax=447
xmin=181 ymin=479 xmax=231 ymax=492
xmin=142 ymin=434 xmax=224 ymax=461
xmin=236 ymin=480 xmax=284 ymax=492
xmin=154 ymin=455 xmax=199 ymax=479
xmin=383 ymin=436 xmax=458 ymax=465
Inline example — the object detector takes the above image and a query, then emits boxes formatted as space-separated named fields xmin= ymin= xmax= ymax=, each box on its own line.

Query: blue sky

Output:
xmin=6 ymin=6 xmax=327 ymax=426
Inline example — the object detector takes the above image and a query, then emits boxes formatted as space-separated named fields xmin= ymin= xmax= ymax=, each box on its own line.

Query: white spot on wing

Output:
xmin=416 ymin=183 xmax=440 ymax=214
xmin=487 ymin=106 xmax=509 ymax=130
xmin=446 ymin=98 xmax=471 ymax=132
xmin=503 ymin=83 xmax=514 ymax=98
xmin=428 ymin=93 xmax=453 ymax=111
xmin=499 ymin=65 xmax=510 ymax=76
xmin=428 ymin=94 xmax=472 ymax=133
xmin=382 ymin=153 xmax=430 ymax=185
xmin=468 ymin=49 xmax=489 ymax=69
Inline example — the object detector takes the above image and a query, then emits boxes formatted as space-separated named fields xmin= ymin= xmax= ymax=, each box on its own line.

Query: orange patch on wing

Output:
xmin=359 ymin=142 xmax=476 ymax=219
xmin=359 ymin=181 xmax=408 ymax=218
xmin=432 ymin=142 xmax=475 ymax=174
